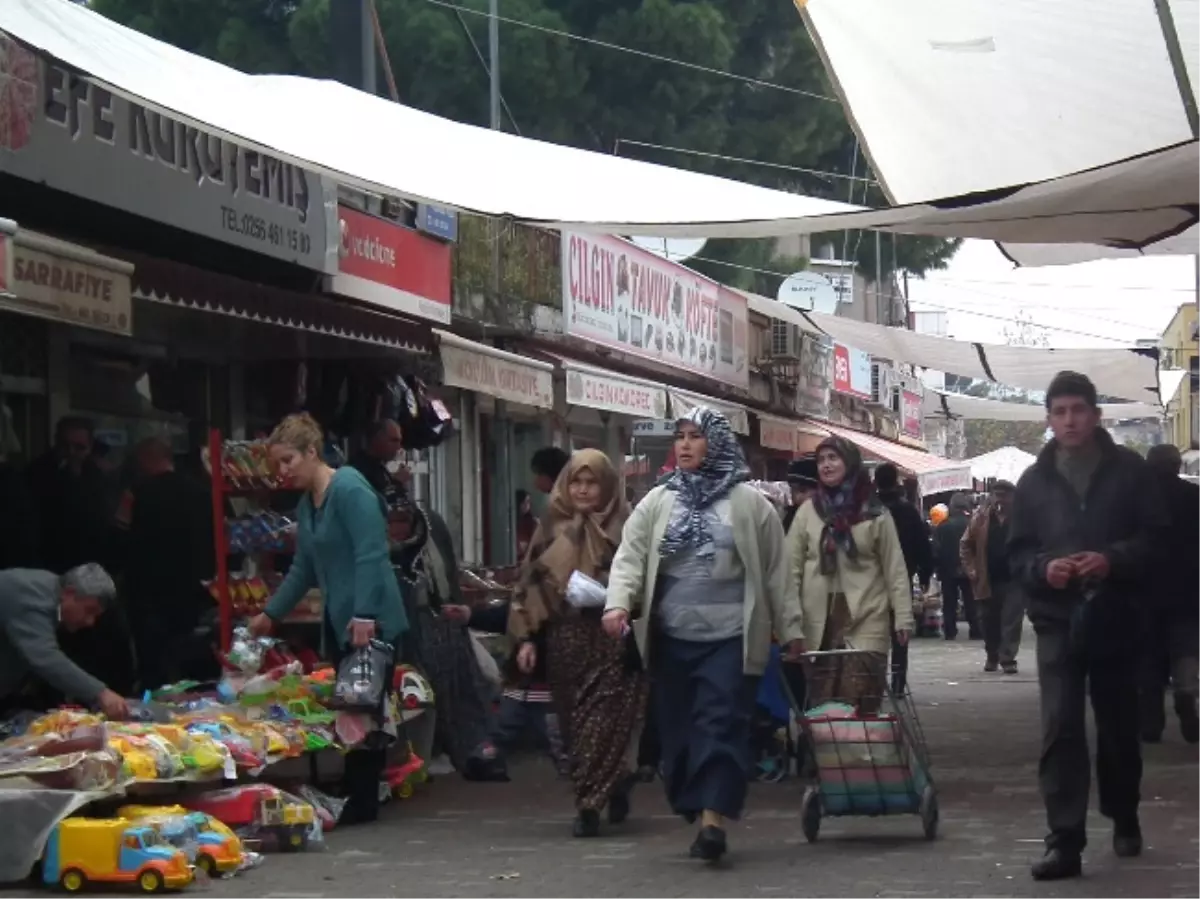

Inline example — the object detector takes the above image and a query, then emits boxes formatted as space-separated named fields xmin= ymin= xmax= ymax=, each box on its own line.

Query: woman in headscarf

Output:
xmin=787 ymin=436 xmax=914 ymax=710
xmin=509 ymin=449 xmax=647 ymax=837
xmin=603 ymin=407 xmax=805 ymax=863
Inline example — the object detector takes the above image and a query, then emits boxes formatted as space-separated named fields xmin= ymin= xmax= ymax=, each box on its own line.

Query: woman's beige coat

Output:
xmin=787 ymin=502 xmax=915 ymax=654
xmin=604 ymin=483 xmax=804 ymax=675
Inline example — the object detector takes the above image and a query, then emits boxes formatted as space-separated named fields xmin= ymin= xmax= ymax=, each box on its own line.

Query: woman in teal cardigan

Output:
xmin=249 ymin=412 xmax=408 ymax=824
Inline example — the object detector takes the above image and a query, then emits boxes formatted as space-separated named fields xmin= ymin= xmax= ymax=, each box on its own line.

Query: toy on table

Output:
xmin=284 ymin=698 xmax=334 ymax=726
xmin=185 ymin=784 xmax=314 ymax=853
xmin=42 ymin=818 xmax=193 ymax=893
xmin=118 ymin=806 xmax=244 ymax=877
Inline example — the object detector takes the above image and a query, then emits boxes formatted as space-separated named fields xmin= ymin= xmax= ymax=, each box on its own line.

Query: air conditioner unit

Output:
xmin=770 ymin=319 xmax=804 ymax=360
xmin=870 ymin=361 xmax=899 ymax=409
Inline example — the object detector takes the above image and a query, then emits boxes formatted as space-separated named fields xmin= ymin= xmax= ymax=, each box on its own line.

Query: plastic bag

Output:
xmin=564 ymin=571 xmax=607 ymax=609
xmin=331 ymin=640 xmax=394 ymax=711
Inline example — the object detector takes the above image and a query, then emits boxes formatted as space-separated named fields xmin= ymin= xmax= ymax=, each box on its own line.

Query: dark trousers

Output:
xmin=637 ymin=694 xmax=661 ymax=769
xmin=942 ymin=576 xmax=980 ymax=639
xmin=1137 ymin=606 xmax=1200 ymax=739
xmin=890 ymin=612 xmax=908 ymax=693
xmin=981 ymin=580 xmax=1025 ymax=665
xmin=654 ymin=634 xmax=759 ymax=821
xmin=1036 ymin=626 xmax=1141 ymax=853
xmin=329 ymin=631 xmax=392 ymax=825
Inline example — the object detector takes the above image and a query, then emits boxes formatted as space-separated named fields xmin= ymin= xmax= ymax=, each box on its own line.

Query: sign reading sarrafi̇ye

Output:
xmin=0 ymin=46 xmax=331 ymax=272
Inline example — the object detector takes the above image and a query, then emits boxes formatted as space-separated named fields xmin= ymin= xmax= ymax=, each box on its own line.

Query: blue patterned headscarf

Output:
xmin=659 ymin=406 xmax=749 ymax=557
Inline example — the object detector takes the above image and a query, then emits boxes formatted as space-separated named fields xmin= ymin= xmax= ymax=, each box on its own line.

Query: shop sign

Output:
xmin=832 ymin=343 xmax=872 ymax=399
xmin=759 ymin=416 xmax=799 ymax=454
xmin=795 ymin=333 xmax=832 ymax=418
xmin=901 ymin=390 xmax=923 ymax=438
xmin=630 ymin=420 xmax=676 ymax=438
xmin=0 ymin=48 xmax=331 ymax=271
xmin=441 ymin=344 xmax=553 ymax=409
xmin=561 ymin=233 xmax=749 ymax=389
xmin=667 ymin=389 xmax=750 ymax=435
xmin=565 ymin=367 xmax=668 ymax=419
xmin=415 ymin=204 xmax=458 ymax=243
xmin=3 ymin=240 xmax=132 ymax=336
xmin=919 ymin=466 xmax=974 ymax=496
xmin=331 ymin=206 xmax=452 ymax=324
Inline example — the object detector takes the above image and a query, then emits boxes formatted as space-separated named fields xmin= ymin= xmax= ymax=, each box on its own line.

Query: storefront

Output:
xmin=435 ymin=330 xmax=555 ymax=565
xmin=811 ymin=421 xmax=973 ymax=499
xmin=751 ymin=412 xmax=828 ymax=480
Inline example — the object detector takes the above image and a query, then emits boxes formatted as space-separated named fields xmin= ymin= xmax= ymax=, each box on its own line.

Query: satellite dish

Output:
xmin=777 ymin=271 xmax=839 ymax=315
xmin=628 ymin=236 xmax=708 ymax=263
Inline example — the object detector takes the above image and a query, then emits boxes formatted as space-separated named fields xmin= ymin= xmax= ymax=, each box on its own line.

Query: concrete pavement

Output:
xmin=22 ymin=635 xmax=1200 ymax=897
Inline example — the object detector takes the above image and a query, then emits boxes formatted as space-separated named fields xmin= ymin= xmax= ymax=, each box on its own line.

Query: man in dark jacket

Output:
xmin=782 ymin=455 xmax=819 ymax=533
xmin=1138 ymin=443 xmax=1199 ymax=744
xmin=961 ymin=480 xmax=1024 ymax=674
xmin=874 ymin=463 xmax=933 ymax=691
xmin=349 ymin=419 xmax=407 ymax=505
xmin=1009 ymin=371 xmax=1166 ymax=881
xmin=932 ymin=492 xmax=979 ymax=640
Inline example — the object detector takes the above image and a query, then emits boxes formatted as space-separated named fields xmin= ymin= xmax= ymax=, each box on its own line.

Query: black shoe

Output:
xmin=689 ymin=826 xmax=727 ymax=862
xmin=969 ymin=632 xmax=984 ymax=641
xmin=573 ymin=809 xmax=600 ymax=838
xmin=1002 ymin=662 xmax=1018 ymax=675
xmin=1031 ymin=849 xmax=1082 ymax=881
xmin=944 ymin=633 xmax=957 ymax=641
xmin=608 ymin=778 xmax=633 ymax=825
xmin=1113 ymin=823 xmax=1143 ymax=858
xmin=984 ymin=657 xmax=999 ymax=673
xmin=635 ymin=763 xmax=657 ymax=783
xmin=1141 ymin=729 xmax=1163 ymax=744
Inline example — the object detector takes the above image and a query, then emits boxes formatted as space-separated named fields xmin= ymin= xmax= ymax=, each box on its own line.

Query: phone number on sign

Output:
xmin=220 ymin=206 xmax=313 ymax=255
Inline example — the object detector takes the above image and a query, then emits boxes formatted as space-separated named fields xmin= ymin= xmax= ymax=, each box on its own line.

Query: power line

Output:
xmin=613 ymin=139 xmax=876 ymax=186
xmin=448 ymin=4 xmax=523 ymax=135
xmin=419 ymin=0 xmax=839 ymax=103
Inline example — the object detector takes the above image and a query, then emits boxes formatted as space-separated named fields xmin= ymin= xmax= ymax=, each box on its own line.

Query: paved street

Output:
xmin=14 ymin=636 xmax=1199 ymax=897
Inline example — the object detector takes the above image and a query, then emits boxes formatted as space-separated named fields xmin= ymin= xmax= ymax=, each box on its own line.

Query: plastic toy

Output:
xmin=284 ymin=698 xmax=334 ymax=726
xmin=185 ymin=785 xmax=314 ymax=852
xmin=42 ymin=818 xmax=193 ymax=893
xmin=384 ymin=743 xmax=428 ymax=799
xmin=118 ymin=806 xmax=244 ymax=876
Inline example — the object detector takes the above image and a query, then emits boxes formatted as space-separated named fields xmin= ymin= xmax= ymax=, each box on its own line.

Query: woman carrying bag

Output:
xmin=248 ymin=413 xmax=408 ymax=825
xmin=786 ymin=436 xmax=914 ymax=710
xmin=509 ymin=449 xmax=647 ymax=838
xmin=602 ymin=407 xmax=806 ymax=863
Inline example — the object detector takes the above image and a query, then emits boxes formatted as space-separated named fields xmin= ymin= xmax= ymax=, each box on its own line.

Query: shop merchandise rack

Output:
xmin=203 ymin=429 xmax=320 ymax=653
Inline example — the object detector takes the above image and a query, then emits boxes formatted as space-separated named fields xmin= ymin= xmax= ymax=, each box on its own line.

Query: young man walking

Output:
xmin=961 ymin=480 xmax=1023 ymax=674
xmin=1009 ymin=372 xmax=1166 ymax=881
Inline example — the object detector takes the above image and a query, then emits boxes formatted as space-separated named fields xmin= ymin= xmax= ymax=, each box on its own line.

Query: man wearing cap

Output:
xmin=782 ymin=454 xmax=819 ymax=533
xmin=0 ymin=564 xmax=129 ymax=718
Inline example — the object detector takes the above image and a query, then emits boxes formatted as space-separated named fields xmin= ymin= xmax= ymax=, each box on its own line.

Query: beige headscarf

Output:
xmin=509 ymin=449 xmax=629 ymax=639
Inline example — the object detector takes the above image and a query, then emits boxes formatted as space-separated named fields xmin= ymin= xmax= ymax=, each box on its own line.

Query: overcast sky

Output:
xmin=908 ymin=240 xmax=1195 ymax=349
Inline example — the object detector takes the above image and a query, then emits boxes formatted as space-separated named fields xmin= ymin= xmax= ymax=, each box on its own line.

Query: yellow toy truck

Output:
xmin=118 ymin=805 xmax=244 ymax=876
xmin=42 ymin=818 xmax=193 ymax=893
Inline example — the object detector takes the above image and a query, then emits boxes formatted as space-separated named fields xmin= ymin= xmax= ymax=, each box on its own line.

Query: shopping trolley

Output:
xmin=781 ymin=648 xmax=937 ymax=842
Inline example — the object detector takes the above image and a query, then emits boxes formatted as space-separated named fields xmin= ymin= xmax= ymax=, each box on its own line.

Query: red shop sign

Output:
xmin=331 ymin=206 xmax=452 ymax=324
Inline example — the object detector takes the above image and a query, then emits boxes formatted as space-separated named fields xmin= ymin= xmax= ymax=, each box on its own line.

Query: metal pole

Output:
xmin=360 ymin=0 xmax=376 ymax=95
xmin=487 ymin=0 xmax=513 ymax=563
xmin=1153 ymin=0 xmax=1199 ymax=137
xmin=874 ymin=229 xmax=883 ymax=324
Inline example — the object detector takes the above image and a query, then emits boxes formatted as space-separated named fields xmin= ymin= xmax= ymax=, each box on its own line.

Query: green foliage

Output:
xmin=92 ymin=0 xmax=959 ymax=302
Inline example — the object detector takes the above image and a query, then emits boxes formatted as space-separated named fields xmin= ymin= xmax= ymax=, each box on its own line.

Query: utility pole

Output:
xmin=487 ymin=0 xmax=514 ymax=563
xmin=330 ymin=0 xmax=376 ymax=95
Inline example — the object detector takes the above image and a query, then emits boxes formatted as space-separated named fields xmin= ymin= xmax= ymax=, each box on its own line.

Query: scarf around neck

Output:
xmin=811 ymin=437 xmax=884 ymax=576
xmin=659 ymin=406 xmax=750 ymax=558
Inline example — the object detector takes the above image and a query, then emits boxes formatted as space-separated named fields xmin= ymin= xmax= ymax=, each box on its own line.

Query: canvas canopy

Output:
xmin=0 ymin=0 xmax=854 ymax=236
xmin=796 ymin=0 xmax=1199 ymax=263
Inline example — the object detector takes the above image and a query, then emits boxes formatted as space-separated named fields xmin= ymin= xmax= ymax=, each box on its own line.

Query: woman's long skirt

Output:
xmin=546 ymin=617 xmax=648 ymax=811
xmin=413 ymin=607 xmax=501 ymax=774
xmin=806 ymin=593 xmax=888 ymax=714
xmin=653 ymin=633 xmax=760 ymax=821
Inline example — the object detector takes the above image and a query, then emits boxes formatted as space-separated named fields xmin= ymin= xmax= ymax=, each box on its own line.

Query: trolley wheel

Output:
xmin=920 ymin=786 xmax=939 ymax=841
xmin=800 ymin=786 xmax=821 ymax=843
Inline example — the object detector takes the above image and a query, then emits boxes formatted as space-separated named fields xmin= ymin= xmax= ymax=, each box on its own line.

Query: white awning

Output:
xmin=1 ymin=0 xmax=855 ymax=236
xmin=667 ymin=389 xmax=750 ymax=435
xmin=922 ymin=390 xmax=1163 ymax=422
xmin=797 ymin=0 xmax=1199 ymax=263
xmin=799 ymin=310 xmax=1161 ymax=405
xmin=965 ymin=447 xmax=1037 ymax=484
xmin=435 ymin=330 xmax=554 ymax=409
xmin=1159 ymin=368 xmax=1188 ymax=407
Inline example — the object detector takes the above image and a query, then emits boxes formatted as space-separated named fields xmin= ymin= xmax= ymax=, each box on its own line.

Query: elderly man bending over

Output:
xmin=0 ymin=564 xmax=129 ymax=718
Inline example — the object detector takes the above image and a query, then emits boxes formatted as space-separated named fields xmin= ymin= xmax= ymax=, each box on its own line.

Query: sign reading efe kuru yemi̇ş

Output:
xmin=560 ymin=233 xmax=749 ymax=389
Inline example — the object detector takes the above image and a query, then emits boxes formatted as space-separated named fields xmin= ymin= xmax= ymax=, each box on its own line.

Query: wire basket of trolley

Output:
xmin=780 ymin=647 xmax=937 ymax=842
